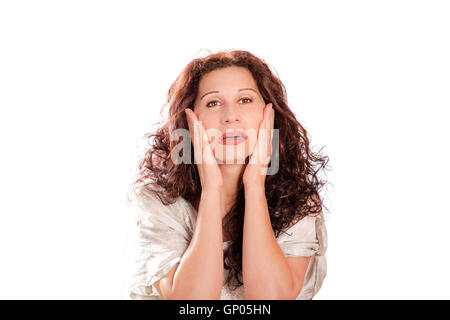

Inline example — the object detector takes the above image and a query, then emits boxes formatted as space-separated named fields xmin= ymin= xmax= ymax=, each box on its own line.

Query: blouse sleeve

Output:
xmin=277 ymin=215 xmax=321 ymax=258
xmin=277 ymin=213 xmax=328 ymax=300
xmin=129 ymin=184 xmax=191 ymax=300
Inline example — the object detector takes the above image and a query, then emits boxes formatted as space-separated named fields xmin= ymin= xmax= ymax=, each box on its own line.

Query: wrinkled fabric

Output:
xmin=128 ymin=183 xmax=328 ymax=300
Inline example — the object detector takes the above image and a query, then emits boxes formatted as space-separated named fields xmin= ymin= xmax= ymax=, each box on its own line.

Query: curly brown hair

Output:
xmin=129 ymin=49 xmax=331 ymax=291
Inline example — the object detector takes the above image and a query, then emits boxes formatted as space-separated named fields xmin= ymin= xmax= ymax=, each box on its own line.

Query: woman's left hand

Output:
xmin=242 ymin=102 xmax=275 ymax=188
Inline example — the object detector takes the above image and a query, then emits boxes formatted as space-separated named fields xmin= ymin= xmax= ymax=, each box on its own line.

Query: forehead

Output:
xmin=198 ymin=66 xmax=258 ymax=92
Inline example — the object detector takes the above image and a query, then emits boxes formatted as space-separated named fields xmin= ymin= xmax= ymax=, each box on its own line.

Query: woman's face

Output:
xmin=193 ymin=66 xmax=267 ymax=164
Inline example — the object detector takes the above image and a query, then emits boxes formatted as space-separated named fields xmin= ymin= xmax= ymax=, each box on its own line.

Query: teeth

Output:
xmin=223 ymin=135 xmax=245 ymax=140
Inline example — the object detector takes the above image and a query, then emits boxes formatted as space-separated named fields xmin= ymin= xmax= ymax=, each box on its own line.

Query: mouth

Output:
xmin=219 ymin=131 xmax=247 ymax=145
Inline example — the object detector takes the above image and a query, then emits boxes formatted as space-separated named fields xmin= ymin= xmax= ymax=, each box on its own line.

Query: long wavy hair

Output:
xmin=129 ymin=49 xmax=331 ymax=291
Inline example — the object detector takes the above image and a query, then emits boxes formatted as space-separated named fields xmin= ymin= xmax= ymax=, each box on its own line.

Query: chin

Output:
xmin=213 ymin=145 xmax=248 ymax=164
xmin=215 ymin=154 xmax=248 ymax=164
xmin=212 ymin=139 xmax=255 ymax=164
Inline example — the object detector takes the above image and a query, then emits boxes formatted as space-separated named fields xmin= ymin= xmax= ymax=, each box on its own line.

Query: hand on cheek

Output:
xmin=243 ymin=103 xmax=274 ymax=187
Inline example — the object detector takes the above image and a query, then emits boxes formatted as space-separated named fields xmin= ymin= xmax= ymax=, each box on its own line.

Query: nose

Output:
xmin=221 ymin=104 xmax=240 ymax=124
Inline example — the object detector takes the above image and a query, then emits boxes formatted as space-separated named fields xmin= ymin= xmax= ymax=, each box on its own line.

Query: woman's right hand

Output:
xmin=185 ymin=108 xmax=223 ymax=192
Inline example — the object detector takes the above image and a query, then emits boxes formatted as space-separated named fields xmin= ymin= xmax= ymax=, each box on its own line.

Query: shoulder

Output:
xmin=282 ymin=215 xmax=317 ymax=239
xmin=133 ymin=182 xmax=175 ymax=211
xmin=278 ymin=194 xmax=324 ymax=241
xmin=284 ymin=195 xmax=324 ymax=234
xmin=133 ymin=182 xmax=193 ymax=231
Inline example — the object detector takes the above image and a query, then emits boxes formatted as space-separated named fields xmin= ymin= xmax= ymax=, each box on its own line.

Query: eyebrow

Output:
xmin=199 ymin=87 xmax=258 ymax=101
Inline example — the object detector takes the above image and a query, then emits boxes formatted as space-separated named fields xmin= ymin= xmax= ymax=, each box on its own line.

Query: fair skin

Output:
xmin=191 ymin=65 xmax=267 ymax=216
xmin=153 ymin=66 xmax=311 ymax=299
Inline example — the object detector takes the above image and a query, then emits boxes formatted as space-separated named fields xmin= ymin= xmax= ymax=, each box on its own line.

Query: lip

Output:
xmin=219 ymin=131 xmax=247 ymax=145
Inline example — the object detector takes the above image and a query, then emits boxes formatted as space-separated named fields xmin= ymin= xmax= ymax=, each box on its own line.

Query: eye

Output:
xmin=206 ymin=97 xmax=252 ymax=108
xmin=206 ymin=100 xmax=220 ymax=108
xmin=240 ymin=97 xmax=252 ymax=104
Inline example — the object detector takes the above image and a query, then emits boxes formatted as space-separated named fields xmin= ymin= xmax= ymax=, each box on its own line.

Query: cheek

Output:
xmin=198 ymin=113 xmax=216 ymax=129
xmin=199 ymin=116 xmax=222 ymax=141
xmin=253 ymin=104 xmax=266 ymax=121
xmin=242 ymin=107 xmax=264 ymax=125
xmin=250 ymin=111 xmax=264 ymax=130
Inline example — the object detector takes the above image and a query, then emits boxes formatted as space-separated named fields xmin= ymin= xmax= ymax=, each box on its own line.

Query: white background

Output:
xmin=1 ymin=0 xmax=449 ymax=299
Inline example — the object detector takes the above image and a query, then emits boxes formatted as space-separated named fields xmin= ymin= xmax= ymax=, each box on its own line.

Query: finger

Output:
xmin=268 ymin=108 xmax=274 ymax=162
xmin=194 ymin=120 xmax=206 ymax=164
xmin=257 ymin=105 xmax=269 ymax=139
xmin=269 ymin=104 xmax=274 ymax=148
xmin=200 ymin=124 xmax=215 ymax=164
xmin=189 ymin=110 xmax=216 ymax=165
xmin=251 ymin=104 xmax=271 ymax=165
xmin=188 ymin=110 xmax=209 ymax=148
xmin=268 ymin=103 xmax=274 ymax=129
xmin=199 ymin=121 xmax=210 ymax=148
xmin=262 ymin=103 xmax=273 ymax=147
xmin=263 ymin=102 xmax=272 ymax=121
xmin=186 ymin=109 xmax=203 ymax=163
xmin=261 ymin=104 xmax=274 ymax=164
xmin=185 ymin=109 xmax=196 ymax=148
xmin=257 ymin=119 xmax=268 ymax=165
xmin=252 ymin=107 xmax=267 ymax=162
xmin=261 ymin=104 xmax=271 ymax=142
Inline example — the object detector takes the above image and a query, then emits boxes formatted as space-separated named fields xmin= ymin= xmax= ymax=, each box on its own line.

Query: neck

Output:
xmin=218 ymin=163 xmax=245 ymax=212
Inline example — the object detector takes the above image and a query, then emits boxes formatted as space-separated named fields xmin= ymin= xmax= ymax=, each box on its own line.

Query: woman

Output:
xmin=128 ymin=50 xmax=330 ymax=300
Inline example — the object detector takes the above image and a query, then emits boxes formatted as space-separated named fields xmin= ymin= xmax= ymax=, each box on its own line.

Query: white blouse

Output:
xmin=127 ymin=183 xmax=328 ymax=300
